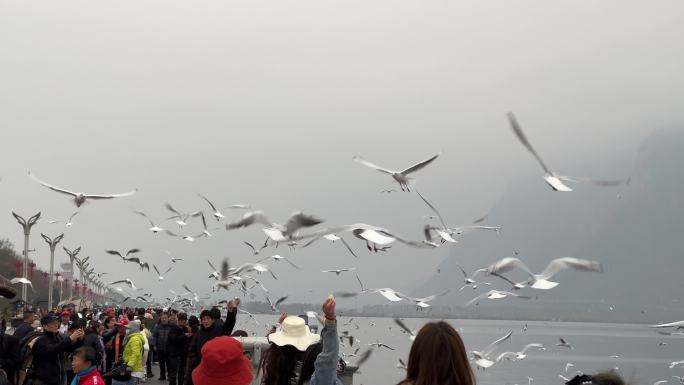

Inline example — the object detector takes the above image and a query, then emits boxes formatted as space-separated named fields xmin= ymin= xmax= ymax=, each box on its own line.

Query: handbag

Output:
xmin=109 ymin=361 xmax=131 ymax=381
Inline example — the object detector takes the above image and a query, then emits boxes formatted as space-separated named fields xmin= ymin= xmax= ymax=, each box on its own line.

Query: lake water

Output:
xmin=232 ymin=315 xmax=682 ymax=385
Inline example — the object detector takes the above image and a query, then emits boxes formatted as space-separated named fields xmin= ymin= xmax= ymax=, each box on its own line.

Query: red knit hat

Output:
xmin=192 ymin=336 xmax=253 ymax=385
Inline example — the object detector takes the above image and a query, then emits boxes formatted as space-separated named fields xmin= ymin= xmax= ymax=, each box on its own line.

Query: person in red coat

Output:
xmin=70 ymin=347 xmax=106 ymax=385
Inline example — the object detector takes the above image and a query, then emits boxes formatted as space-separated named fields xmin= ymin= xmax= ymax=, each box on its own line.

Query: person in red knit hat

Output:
xmin=191 ymin=336 xmax=253 ymax=385
xmin=71 ymin=346 xmax=106 ymax=385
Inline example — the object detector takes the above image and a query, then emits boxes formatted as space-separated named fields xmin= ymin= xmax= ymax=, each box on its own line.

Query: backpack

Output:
xmin=17 ymin=331 xmax=42 ymax=385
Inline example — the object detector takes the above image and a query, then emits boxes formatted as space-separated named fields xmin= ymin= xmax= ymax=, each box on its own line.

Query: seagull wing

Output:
xmin=558 ymin=175 xmax=626 ymax=187
xmin=416 ymin=190 xmax=448 ymax=229
xmin=134 ymin=210 xmax=155 ymax=226
xmin=520 ymin=343 xmax=545 ymax=353
xmin=399 ymin=153 xmax=440 ymax=175
xmin=487 ymin=257 xmax=535 ymax=277
xmin=105 ymin=250 xmax=123 ymax=259
xmin=455 ymin=264 xmax=469 ymax=279
xmin=207 ymin=260 xmax=217 ymax=272
xmin=28 ymin=171 xmax=78 ymax=197
xmin=243 ymin=241 xmax=256 ymax=252
xmin=393 ymin=318 xmax=414 ymax=336
xmin=226 ymin=211 xmax=273 ymax=230
xmin=68 ymin=212 xmax=79 ymax=222
xmin=352 ymin=156 xmax=394 ymax=174
xmin=164 ymin=266 xmax=173 ymax=275
xmin=339 ymin=238 xmax=358 ymax=258
xmin=220 ymin=258 xmax=230 ymax=281
xmin=355 ymin=349 xmax=373 ymax=367
xmin=284 ymin=212 xmax=324 ymax=234
xmin=198 ymin=194 xmax=219 ymax=212
xmin=275 ymin=296 xmax=288 ymax=307
xmin=538 ymin=257 xmax=603 ymax=280
xmin=126 ymin=248 xmax=140 ymax=256
xmin=85 ymin=189 xmax=138 ymax=199
xmin=153 ymin=265 xmax=161 ymax=276
xmin=482 ymin=331 xmax=513 ymax=357
xmin=507 ymin=112 xmax=551 ymax=174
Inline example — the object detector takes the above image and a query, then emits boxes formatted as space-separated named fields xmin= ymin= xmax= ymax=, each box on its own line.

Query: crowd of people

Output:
xmin=0 ymin=296 xmax=628 ymax=385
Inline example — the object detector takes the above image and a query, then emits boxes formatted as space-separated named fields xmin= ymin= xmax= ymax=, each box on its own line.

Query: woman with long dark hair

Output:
xmin=396 ymin=321 xmax=475 ymax=385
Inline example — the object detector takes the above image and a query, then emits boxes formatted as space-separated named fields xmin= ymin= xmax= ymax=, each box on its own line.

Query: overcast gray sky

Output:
xmin=1 ymin=0 xmax=682 ymax=305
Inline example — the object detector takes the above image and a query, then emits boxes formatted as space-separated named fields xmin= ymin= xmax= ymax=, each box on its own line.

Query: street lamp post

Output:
xmin=11 ymin=212 xmax=41 ymax=308
xmin=63 ymin=246 xmax=81 ymax=299
xmin=41 ymin=233 xmax=64 ymax=311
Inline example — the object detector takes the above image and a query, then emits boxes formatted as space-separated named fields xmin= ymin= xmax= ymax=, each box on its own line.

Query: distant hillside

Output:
xmin=415 ymin=129 xmax=684 ymax=323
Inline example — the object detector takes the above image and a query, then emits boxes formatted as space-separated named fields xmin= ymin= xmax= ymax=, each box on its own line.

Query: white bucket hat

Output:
xmin=268 ymin=316 xmax=320 ymax=351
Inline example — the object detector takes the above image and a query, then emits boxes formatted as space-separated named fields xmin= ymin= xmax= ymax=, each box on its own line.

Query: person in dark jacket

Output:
xmin=167 ymin=313 xmax=190 ymax=385
xmin=81 ymin=321 xmax=105 ymax=372
xmin=13 ymin=311 xmax=36 ymax=342
xmin=151 ymin=313 xmax=173 ymax=381
xmin=32 ymin=314 xmax=83 ymax=385
xmin=0 ymin=318 xmax=20 ymax=385
xmin=183 ymin=299 xmax=239 ymax=385
xmin=101 ymin=317 xmax=118 ymax=385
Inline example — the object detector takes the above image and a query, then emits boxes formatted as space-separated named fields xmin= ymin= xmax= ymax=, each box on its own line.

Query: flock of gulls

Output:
xmin=4 ymin=112 xmax=681 ymax=384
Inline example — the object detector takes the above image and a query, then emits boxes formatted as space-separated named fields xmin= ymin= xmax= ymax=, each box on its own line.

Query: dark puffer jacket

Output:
xmin=31 ymin=331 xmax=82 ymax=385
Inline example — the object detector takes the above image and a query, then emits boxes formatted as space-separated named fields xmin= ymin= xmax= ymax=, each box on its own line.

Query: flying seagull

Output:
xmin=496 ymin=343 xmax=546 ymax=361
xmin=256 ymin=254 xmax=301 ymax=270
xmin=244 ymin=239 xmax=268 ymax=255
xmin=48 ymin=211 xmax=79 ymax=227
xmin=29 ymin=171 xmax=137 ymax=207
xmin=393 ymin=318 xmax=416 ymax=341
xmin=465 ymin=290 xmax=531 ymax=307
xmin=455 ymin=264 xmax=491 ymax=291
xmin=226 ymin=211 xmax=324 ymax=241
xmin=557 ymin=338 xmax=574 ymax=349
xmin=302 ymin=223 xmax=437 ymax=252
xmin=353 ymin=153 xmax=440 ymax=192
xmin=265 ymin=294 xmax=288 ymax=312
xmin=650 ymin=320 xmax=684 ymax=329
xmin=507 ymin=112 xmax=625 ymax=192
xmin=399 ymin=290 xmax=450 ymax=308
xmin=367 ymin=341 xmax=395 ymax=350
xmin=153 ymin=265 xmax=173 ymax=281
xmin=134 ymin=210 xmax=164 ymax=233
xmin=109 ymin=279 xmax=137 ymax=290
xmin=105 ymin=249 xmax=140 ymax=261
xmin=486 ymin=257 xmax=603 ymax=290
xmin=471 ymin=331 xmax=513 ymax=369
xmin=164 ymin=203 xmax=202 ymax=227
xmin=321 ymin=267 xmax=357 ymax=276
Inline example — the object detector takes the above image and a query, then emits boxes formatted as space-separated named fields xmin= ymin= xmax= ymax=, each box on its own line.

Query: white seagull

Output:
xmin=164 ymin=203 xmax=202 ymax=227
xmin=302 ymin=223 xmax=437 ymax=252
xmin=353 ymin=153 xmax=440 ymax=192
xmin=244 ymin=239 xmax=268 ymax=255
xmin=507 ymin=112 xmax=625 ymax=192
xmin=465 ymin=290 xmax=531 ymax=307
xmin=557 ymin=338 xmax=574 ymax=349
xmin=455 ymin=264 xmax=491 ymax=291
xmin=321 ymin=267 xmax=357 ymax=276
xmin=650 ymin=320 xmax=684 ymax=329
xmin=153 ymin=265 xmax=173 ymax=281
xmin=48 ymin=211 xmax=79 ymax=227
xmin=109 ymin=279 xmax=137 ymax=290
xmin=29 ymin=171 xmax=138 ymax=207
xmin=486 ymin=257 xmax=603 ymax=290
xmin=134 ymin=210 xmax=165 ymax=233
xmin=226 ymin=211 xmax=324 ymax=242
xmin=393 ymin=318 xmax=416 ymax=341
xmin=256 ymin=254 xmax=300 ymax=270
xmin=495 ymin=343 xmax=545 ymax=361
xmin=399 ymin=290 xmax=449 ymax=308
xmin=471 ymin=331 xmax=513 ymax=369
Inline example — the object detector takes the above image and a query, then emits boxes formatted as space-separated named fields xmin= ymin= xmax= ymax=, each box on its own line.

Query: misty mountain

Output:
xmin=416 ymin=128 xmax=684 ymax=322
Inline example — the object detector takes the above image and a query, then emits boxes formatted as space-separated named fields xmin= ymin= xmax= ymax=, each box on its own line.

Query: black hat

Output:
xmin=40 ymin=314 xmax=60 ymax=325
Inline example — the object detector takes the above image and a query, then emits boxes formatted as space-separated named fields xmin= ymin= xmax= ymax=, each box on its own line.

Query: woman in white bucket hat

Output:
xmin=259 ymin=296 xmax=340 ymax=385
